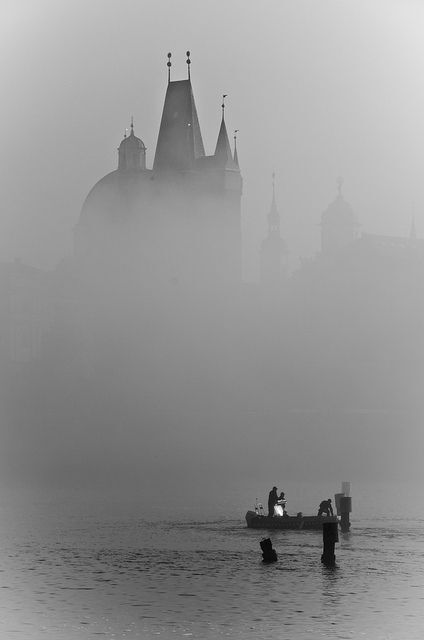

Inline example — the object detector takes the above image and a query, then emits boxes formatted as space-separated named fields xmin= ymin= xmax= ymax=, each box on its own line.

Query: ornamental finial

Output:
xmin=167 ymin=52 xmax=172 ymax=83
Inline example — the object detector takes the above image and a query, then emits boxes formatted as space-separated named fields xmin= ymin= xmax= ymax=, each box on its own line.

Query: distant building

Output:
xmin=0 ymin=260 xmax=52 ymax=365
xmin=260 ymin=175 xmax=288 ymax=286
xmin=320 ymin=178 xmax=359 ymax=254
xmin=74 ymin=55 xmax=242 ymax=291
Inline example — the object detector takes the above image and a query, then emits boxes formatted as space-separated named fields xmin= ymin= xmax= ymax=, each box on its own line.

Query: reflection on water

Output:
xmin=0 ymin=489 xmax=423 ymax=639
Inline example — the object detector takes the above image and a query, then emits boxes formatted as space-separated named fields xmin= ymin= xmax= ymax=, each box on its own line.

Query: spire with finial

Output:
xmin=130 ymin=115 xmax=134 ymax=136
xmin=167 ymin=52 xmax=172 ymax=83
xmin=214 ymin=94 xmax=233 ymax=164
xmin=337 ymin=175 xmax=344 ymax=197
xmin=233 ymin=129 xmax=239 ymax=167
xmin=221 ymin=94 xmax=227 ymax=119
xmin=186 ymin=50 xmax=191 ymax=80
xmin=260 ymin=172 xmax=287 ymax=286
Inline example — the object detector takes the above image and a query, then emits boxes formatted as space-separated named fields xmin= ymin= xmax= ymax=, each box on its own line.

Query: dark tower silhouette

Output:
xmin=260 ymin=174 xmax=288 ymax=286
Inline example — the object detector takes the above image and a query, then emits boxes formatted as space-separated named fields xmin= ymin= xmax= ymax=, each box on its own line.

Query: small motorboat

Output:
xmin=245 ymin=510 xmax=339 ymax=530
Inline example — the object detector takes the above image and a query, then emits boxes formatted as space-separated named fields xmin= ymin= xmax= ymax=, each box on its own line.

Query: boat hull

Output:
xmin=245 ymin=510 xmax=339 ymax=530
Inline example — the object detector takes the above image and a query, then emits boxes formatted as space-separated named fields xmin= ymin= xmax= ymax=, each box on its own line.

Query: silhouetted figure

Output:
xmin=317 ymin=499 xmax=334 ymax=517
xmin=277 ymin=491 xmax=286 ymax=510
xmin=268 ymin=486 xmax=278 ymax=517
xmin=260 ymin=538 xmax=278 ymax=563
xmin=273 ymin=491 xmax=286 ymax=516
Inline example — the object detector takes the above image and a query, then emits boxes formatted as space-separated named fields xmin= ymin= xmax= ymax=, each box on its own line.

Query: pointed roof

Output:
xmin=153 ymin=79 xmax=205 ymax=172
xmin=214 ymin=117 xmax=238 ymax=169
xmin=233 ymin=131 xmax=239 ymax=169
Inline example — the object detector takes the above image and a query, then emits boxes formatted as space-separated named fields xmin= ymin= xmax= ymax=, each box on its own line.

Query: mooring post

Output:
xmin=260 ymin=537 xmax=278 ymax=563
xmin=340 ymin=496 xmax=352 ymax=533
xmin=321 ymin=521 xmax=338 ymax=566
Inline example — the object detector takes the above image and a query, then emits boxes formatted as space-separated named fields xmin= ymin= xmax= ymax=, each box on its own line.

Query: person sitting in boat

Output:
xmin=268 ymin=486 xmax=278 ymax=517
xmin=317 ymin=498 xmax=334 ymax=517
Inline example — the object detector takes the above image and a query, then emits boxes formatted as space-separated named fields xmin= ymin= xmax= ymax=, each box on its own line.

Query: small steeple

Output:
xmin=260 ymin=173 xmax=288 ymax=286
xmin=214 ymin=94 xmax=235 ymax=166
xmin=233 ymin=130 xmax=239 ymax=168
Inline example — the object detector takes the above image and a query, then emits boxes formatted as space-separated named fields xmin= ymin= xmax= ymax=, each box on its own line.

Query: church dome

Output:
xmin=321 ymin=185 xmax=357 ymax=228
xmin=118 ymin=121 xmax=146 ymax=171
xmin=320 ymin=181 xmax=359 ymax=254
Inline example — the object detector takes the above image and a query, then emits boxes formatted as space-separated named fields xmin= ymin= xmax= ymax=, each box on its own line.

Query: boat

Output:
xmin=245 ymin=510 xmax=339 ymax=530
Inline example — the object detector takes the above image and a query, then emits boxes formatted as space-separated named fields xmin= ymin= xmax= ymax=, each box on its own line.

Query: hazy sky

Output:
xmin=2 ymin=0 xmax=424 ymax=278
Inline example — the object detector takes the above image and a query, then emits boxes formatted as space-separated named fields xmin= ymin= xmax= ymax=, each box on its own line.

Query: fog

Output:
xmin=1 ymin=0 xmax=424 ymax=499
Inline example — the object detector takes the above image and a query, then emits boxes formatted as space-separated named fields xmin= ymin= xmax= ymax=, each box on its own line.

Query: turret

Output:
xmin=118 ymin=119 xmax=146 ymax=171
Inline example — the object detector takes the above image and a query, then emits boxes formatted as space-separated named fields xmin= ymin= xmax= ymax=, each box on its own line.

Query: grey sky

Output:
xmin=1 ymin=0 xmax=424 ymax=278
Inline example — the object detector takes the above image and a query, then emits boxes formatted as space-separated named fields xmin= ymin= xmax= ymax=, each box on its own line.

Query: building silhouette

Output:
xmin=320 ymin=178 xmax=359 ymax=254
xmin=74 ymin=55 xmax=242 ymax=291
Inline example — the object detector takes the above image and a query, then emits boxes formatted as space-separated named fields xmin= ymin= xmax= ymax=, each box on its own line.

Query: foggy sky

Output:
xmin=1 ymin=0 xmax=424 ymax=496
xmin=2 ymin=0 xmax=424 ymax=278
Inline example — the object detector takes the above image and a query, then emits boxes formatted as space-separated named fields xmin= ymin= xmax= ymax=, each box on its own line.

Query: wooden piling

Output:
xmin=321 ymin=521 xmax=338 ymax=566
xmin=260 ymin=537 xmax=278 ymax=563
xmin=340 ymin=496 xmax=352 ymax=533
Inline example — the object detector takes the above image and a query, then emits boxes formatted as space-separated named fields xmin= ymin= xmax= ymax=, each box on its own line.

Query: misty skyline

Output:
xmin=2 ymin=0 xmax=424 ymax=278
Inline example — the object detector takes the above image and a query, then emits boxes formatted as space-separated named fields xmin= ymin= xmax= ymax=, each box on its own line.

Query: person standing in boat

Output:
xmin=317 ymin=498 xmax=334 ymax=517
xmin=268 ymin=486 xmax=278 ymax=517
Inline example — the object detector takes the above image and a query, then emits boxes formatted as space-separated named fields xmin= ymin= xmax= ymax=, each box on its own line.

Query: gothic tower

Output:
xmin=260 ymin=174 xmax=288 ymax=286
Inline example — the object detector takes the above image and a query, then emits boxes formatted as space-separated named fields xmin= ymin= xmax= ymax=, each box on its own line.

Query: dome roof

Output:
xmin=119 ymin=125 xmax=146 ymax=151
xmin=322 ymin=192 xmax=358 ymax=227
xmin=78 ymin=168 xmax=153 ymax=228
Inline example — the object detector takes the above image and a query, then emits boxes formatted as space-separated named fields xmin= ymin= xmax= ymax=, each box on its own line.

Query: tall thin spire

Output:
xmin=233 ymin=129 xmax=239 ymax=167
xmin=130 ymin=115 xmax=134 ymax=135
xmin=186 ymin=50 xmax=191 ymax=80
xmin=337 ymin=175 xmax=344 ymax=197
xmin=260 ymin=172 xmax=287 ymax=286
xmin=221 ymin=94 xmax=227 ymax=120
xmin=167 ymin=52 xmax=172 ymax=83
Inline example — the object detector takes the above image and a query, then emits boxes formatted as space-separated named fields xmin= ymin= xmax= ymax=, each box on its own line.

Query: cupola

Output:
xmin=118 ymin=119 xmax=146 ymax=171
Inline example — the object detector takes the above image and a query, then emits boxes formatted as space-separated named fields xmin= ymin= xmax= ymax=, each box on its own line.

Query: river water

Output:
xmin=0 ymin=482 xmax=423 ymax=639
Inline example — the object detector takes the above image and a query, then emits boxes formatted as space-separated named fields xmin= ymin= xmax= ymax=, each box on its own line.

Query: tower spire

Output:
xmin=260 ymin=172 xmax=287 ymax=286
xmin=130 ymin=115 xmax=134 ymax=135
xmin=233 ymin=129 xmax=239 ymax=167
xmin=186 ymin=50 xmax=191 ymax=80
xmin=167 ymin=52 xmax=172 ymax=83
xmin=221 ymin=94 xmax=227 ymax=120
xmin=337 ymin=175 xmax=344 ymax=197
